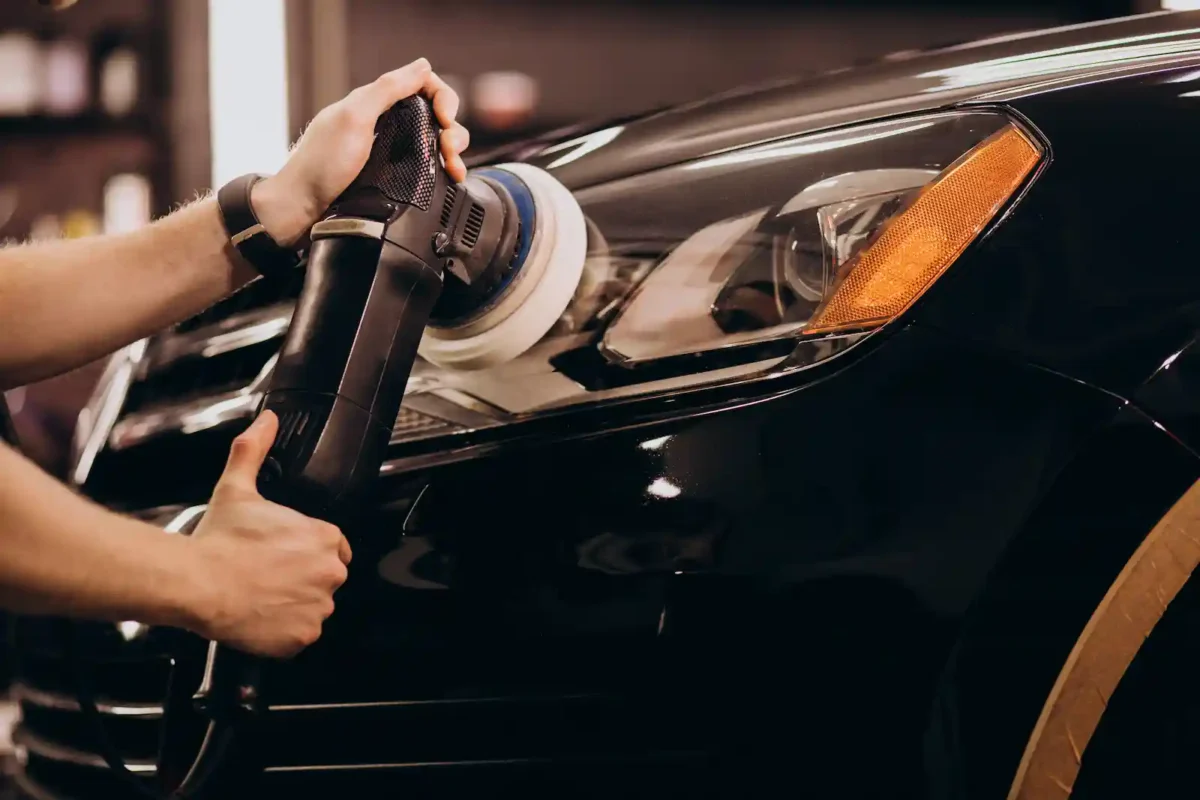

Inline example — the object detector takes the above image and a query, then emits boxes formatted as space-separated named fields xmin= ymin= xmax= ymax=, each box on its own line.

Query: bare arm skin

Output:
xmin=0 ymin=438 xmax=207 ymax=626
xmin=0 ymin=412 xmax=351 ymax=657
xmin=0 ymin=59 xmax=469 ymax=657
xmin=0 ymin=57 xmax=469 ymax=391
xmin=0 ymin=198 xmax=251 ymax=389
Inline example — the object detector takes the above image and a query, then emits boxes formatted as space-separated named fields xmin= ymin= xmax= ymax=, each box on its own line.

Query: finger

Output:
xmin=424 ymin=71 xmax=460 ymax=129
xmin=219 ymin=411 xmax=278 ymax=493
xmin=337 ymin=533 xmax=353 ymax=567
xmin=357 ymin=58 xmax=433 ymax=118
xmin=440 ymin=124 xmax=470 ymax=157
xmin=446 ymin=154 xmax=467 ymax=184
xmin=439 ymin=128 xmax=469 ymax=182
xmin=327 ymin=562 xmax=348 ymax=593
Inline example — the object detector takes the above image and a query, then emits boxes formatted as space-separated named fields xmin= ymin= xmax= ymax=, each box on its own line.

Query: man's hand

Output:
xmin=252 ymin=58 xmax=470 ymax=247
xmin=0 ymin=58 xmax=468 ymax=389
xmin=186 ymin=411 xmax=352 ymax=658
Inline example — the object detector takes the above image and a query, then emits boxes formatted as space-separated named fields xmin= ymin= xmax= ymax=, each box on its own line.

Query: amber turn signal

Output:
xmin=806 ymin=123 xmax=1043 ymax=335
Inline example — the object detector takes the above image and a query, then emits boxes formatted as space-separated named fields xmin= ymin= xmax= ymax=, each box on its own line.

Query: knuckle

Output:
xmin=378 ymin=71 xmax=404 ymax=91
xmin=214 ymin=482 xmax=249 ymax=504
xmin=333 ymin=99 xmax=364 ymax=129
xmin=319 ymin=521 xmax=342 ymax=545
xmin=313 ymin=102 xmax=340 ymax=127
xmin=406 ymin=58 xmax=431 ymax=77
xmin=322 ymin=561 xmax=347 ymax=587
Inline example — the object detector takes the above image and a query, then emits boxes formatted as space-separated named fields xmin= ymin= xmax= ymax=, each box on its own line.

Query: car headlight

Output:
xmin=93 ymin=111 xmax=1038 ymax=465
xmin=391 ymin=109 xmax=1043 ymax=453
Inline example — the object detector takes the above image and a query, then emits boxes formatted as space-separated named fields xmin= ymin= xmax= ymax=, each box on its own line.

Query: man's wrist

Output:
xmin=250 ymin=175 xmax=318 ymax=249
xmin=132 ymin=523 xmax=213 ymax=634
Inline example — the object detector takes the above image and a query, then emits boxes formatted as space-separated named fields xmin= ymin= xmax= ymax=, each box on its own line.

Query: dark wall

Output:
xmin=346 ymin=0 xmax=1070 ymax=138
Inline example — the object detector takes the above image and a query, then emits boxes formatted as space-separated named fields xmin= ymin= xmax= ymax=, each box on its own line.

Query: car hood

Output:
xmin=502 ymin=10 xmax=1200 ymax=189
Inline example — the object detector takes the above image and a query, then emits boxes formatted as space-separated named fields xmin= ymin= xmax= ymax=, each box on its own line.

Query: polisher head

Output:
xmin=418 ymin=163 xmax=587 ymax=371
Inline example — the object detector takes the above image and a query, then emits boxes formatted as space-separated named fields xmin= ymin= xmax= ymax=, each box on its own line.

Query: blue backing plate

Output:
xmin=474 ymin=167 xmax=538 ymax=306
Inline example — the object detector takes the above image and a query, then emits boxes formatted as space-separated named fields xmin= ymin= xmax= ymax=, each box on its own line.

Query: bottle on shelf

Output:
xmin=41 ymin=32 xmax=90 ymax=117
xmin=62 ymin=209 xmax=101 ymax=239
xmin=0 ymin=31 xmax=42 ymax=117
xmin=103 ymin=173 xmax=152 ymax=234
xmin=93 ymin=30 xmax=140 ymax=118
xmin=29 ymin=214 xmax=63 ymax=241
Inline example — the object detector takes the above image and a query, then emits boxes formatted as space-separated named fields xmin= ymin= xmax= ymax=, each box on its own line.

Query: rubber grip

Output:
xmin=338 ymin=95 xmax=441 ymax=211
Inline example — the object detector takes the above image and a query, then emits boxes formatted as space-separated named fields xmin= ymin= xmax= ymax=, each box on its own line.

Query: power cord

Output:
xmin=66 ymin=620 xmax=240 ymax=799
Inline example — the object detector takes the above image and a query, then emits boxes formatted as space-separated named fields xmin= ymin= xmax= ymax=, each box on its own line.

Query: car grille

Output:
xmin=8 ymin=646 xmax=712 ymax=800
xmin=6 ymin=504 xmax=180 ymax=800
xmin=9 ymin=653 xmax=169 ymax=800
xmin=173 ymin=271 xmax=303 ymax=334
xmin=75 ymin=273 xmax=464 ymax=510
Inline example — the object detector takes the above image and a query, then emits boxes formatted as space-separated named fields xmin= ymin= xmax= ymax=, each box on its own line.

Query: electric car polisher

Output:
xmin=77 ymin=95 xmax=587 ymax=799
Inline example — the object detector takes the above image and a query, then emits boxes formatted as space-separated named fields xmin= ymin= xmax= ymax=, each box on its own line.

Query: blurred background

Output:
xmin=0 ymin=0 xmax=1180 ymax=479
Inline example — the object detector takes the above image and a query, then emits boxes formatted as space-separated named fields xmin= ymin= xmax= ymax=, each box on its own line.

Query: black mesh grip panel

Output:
xmin=342 ymin=96 xmax=439 ymax=211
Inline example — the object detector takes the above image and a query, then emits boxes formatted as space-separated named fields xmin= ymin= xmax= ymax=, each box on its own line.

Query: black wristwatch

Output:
xmin=217 ymin=174 xmax=303 ymax=282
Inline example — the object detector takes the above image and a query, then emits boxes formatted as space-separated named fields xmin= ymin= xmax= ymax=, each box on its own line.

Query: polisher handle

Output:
xmin=191 ymin=98 xmax=449 ymax=728
xmin=335 ymin=94 xmax=443 ymax=216
xmin=176 ymin=95 xmax=454 ymax=800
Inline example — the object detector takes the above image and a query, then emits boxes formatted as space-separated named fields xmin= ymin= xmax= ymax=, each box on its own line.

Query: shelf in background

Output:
xmin=0 ymin=113 xmax=154 ymax=140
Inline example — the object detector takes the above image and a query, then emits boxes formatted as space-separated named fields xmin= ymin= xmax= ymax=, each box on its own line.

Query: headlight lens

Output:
xmin=805 ymin=125 xmax=1041 ymax=334
xmin=393 ymin=110 xmax=1043 ymax=451
xmin=599 ymin=165 xmax=942 ymax=363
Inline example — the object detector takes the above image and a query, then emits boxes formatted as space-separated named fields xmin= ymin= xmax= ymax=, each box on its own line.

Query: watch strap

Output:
xmin=217 ymin=174 xmax=302 ymax=282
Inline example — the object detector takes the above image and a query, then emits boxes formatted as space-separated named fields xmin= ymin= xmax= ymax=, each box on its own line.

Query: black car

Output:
xmin=12 ymin=9 xmax=1200 ymax=799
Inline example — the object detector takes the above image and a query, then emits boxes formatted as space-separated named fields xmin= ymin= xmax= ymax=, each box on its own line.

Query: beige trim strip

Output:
xmin=230 ymin=223 xmax=266 ymax=246
xmin=1008 ymin=477 xmax=1200 ymax=799
xmin=311 ymin=218 xmax=385 ymax=240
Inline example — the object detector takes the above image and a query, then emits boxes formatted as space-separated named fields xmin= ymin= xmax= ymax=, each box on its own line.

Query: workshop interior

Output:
xmin=7 ymin=0 xmax=1200 ymax=797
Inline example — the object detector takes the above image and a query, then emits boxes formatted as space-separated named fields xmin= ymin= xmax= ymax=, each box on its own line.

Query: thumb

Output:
xmin=218 ymin=411 xmax=279 ymax=494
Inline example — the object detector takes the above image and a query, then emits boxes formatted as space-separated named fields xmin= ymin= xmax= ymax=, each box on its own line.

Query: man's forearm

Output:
xmin=0 ymin=440 xmax=206 ymax=629
xmin=0 ymin=196 xmax=253 ymax=389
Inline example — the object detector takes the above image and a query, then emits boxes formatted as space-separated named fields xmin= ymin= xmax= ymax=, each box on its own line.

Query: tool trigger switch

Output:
xmin=258 ymin=456 xmax=284 ymax=489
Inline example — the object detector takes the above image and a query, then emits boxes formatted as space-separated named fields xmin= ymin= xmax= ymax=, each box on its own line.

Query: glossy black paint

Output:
xmin=496 ymin=12 xmax=1200 ymax=190
xmin=1135 ymin=333 xmax=1200 ymax=457
xmin=228 ymin=323 xmax=1156 ymax=798
xmin=19 ymin=12 xmax=1200 ymax=800
xmin=916 ymin=66 xmax=1200 ymax=401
